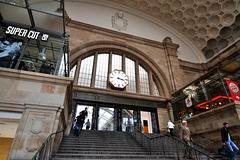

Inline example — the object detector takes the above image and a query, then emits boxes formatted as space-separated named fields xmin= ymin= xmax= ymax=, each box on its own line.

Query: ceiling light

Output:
xmin=38 ymin=48 xmax=46 ymax=61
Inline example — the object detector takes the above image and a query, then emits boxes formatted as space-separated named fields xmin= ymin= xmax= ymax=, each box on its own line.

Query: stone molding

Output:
xmin=185 ymin=102 xmax=236 ymax=121
xmin=70 ymin=40 xmax=172 ymax=97
xmin=73 ymin=85 xmax=166 ymax=102
xmin=0 ymin=100 xmax=62 ymax=114
xmin=67 ymin=20 xmax=164 ymax=49
xmin=0 ymin=67 xmax=73 ymax=86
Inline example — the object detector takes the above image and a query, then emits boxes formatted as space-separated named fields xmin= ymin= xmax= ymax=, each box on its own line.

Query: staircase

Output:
xmin=51 ymin=130 xmax=176 ymax=160
xmin=51 ymin=130 xmax=239 ymax=160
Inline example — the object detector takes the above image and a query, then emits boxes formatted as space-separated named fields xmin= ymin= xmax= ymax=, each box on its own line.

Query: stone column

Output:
xmin=163 ymin=37 xmax=184 ymax=93
xmin=157 ymin=107 xmax=169 ymax=133
xmin=166 ymin=101 xmax=174 ymax=122
xmin=8 ymin=104 xmax=59 ymax=159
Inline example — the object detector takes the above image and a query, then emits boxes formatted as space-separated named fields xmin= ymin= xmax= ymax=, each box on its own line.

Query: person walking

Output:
xmin=74 ymin=112 xmax=85 ymax=136
xmin=167 ymin=120 xmax=175 ymax=136
xmin=81 ymin=107 xmax=88 ymax=121
xmin=85 ymin=119 xmax=91 ymax=130
xmin=179 ymin=120 xmax=194 ymax=159
xmin=221 ymin=122 xmax=239 ymax=160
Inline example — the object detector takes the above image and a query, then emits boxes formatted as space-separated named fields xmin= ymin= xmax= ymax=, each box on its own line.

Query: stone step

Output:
xmin=58 ymin=147 xmax=147 ymax=152
xmin=51 ymin=153 xmax=177 ymax=159
xmin=58 ymin=145 xmax=145 ymax=149
xmin=56 ymin=150 xmax=150 ymax=155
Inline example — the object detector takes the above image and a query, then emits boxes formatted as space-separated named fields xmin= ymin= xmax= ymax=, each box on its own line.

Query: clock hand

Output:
xmin=117 ymin=77 xmax=124 ymax=81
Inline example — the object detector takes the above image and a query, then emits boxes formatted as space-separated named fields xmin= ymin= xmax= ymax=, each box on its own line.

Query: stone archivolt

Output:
xmin=108 ymin=0 xmax=240 ymax=59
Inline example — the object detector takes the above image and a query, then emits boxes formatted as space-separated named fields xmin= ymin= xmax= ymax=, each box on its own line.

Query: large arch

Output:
xmin=70 ymin=40 xmax=172 ymax=98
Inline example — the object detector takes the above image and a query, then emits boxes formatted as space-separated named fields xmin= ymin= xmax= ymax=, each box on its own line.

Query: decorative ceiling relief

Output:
xmin=108 ymin=0 xmax=240 ymax=59
xmin=112 ymin=11 xmax=128 ymax=31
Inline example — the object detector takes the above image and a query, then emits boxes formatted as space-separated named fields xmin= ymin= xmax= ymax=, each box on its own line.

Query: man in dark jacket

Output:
xmin=221 ymin=122 xmax=239 ymax=160
xmin=75 ymin=112 xmax=85 ymax=136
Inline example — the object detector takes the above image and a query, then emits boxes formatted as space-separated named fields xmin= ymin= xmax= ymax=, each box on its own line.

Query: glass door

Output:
xmin=122 ymin=109 xmax=134 ymax=132
xmin=98 ymin=107 xmax=115 ymax=131
xmin=141 ymin=111 xmax=153 ymax=133
xmin=75 ymin=104 xmax=93 ymax=130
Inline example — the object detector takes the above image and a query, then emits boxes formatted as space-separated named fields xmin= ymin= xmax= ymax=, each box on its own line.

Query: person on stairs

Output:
xmin=74 ymin=112 xmax=85 ymax=136
xmin=167 ymin=120 xmax=175 ymax=136
xmin=179 ymin=120 xmax=194 ymax=159
xmin=85 ymin=119 xmax=91 ymax=130
xmin=221 ymin=122 xmax=239 ymax=160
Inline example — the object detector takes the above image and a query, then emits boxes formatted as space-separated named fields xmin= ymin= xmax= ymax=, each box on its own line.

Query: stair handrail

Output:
xmin=131 ymin=126 xmax=216 ymax=160
xmin=190 ymin=131 xmax=219 ymax=143
xmin=32 ymin=122 xmax=69 ymax=160
xmin=166 ymin=134 xmax=216 ymax=160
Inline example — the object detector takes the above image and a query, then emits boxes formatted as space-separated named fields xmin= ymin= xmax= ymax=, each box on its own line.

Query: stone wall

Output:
xmin=0 ymin=68 xmax=73 ymax=160
xmin=174 ymin=102 xmax=240 ymax=153
xmin=157 ymin=108 xmax=169 ymax=133
xmin=66 ymin=20 xmax=187 ymax=96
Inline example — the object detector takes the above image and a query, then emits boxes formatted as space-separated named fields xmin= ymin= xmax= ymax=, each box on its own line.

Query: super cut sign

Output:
xmin=5 ymin=26 xmax=49 ymax=41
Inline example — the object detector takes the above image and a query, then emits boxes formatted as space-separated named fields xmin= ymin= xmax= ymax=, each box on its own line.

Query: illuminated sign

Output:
xmin=185 ymin=96 xmax=192 ymax=107
xmin=5 ymin=26 xmax=49 ymax=41
xmin=226 ymin=80 xmax=240 ymax=102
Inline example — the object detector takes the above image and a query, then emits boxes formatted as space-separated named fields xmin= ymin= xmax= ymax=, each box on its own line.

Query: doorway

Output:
xmin=75 ymin=104 xmax=93 ymax=130
xmin=0 ymin=112 xmax=22 ymax=160
xmin=73 ymin=102 xmax=159 ymax=133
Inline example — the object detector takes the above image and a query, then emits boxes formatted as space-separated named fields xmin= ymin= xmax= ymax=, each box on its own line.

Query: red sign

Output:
xmin=226 ymin=80 xmax=240 ymax=102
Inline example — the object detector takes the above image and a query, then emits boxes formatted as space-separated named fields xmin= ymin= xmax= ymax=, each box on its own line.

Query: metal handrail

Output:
xmin=130 ymin=126 xmax=216 ymax=160
xmin=32 ymin=122 xmax=69 ymax=160
xmin=190 ymin=131 xmax=220 ymax=143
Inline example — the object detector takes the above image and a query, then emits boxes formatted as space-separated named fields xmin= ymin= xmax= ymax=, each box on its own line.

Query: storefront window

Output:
xmin=172 ymin=69 xmax=234 ymax=121
xmin=0 ymin=0 xmax=69 ymax=76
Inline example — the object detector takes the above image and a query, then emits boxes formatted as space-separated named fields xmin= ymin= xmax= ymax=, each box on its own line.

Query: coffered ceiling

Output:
xmin=107 ymin=0 xmax=240 ymax=60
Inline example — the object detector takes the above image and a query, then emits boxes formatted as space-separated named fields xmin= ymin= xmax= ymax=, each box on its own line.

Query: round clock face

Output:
xmin=109 ymin=70 xmax=129 ymax=89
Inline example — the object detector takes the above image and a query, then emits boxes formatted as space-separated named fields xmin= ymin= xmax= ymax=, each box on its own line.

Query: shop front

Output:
xmin=171 ymin=54 xmax=240 ymax=153
xmin=0 ymin=1 xmax=72 ymax=159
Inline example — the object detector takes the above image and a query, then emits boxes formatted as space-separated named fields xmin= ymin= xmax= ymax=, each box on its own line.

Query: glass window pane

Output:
xmin=112 ymin=54 xmax=122 ymax=71
xmin=126 ymin=58 xmax=136 ymax=93
xmin=58 ymin=53 xmax=68 ymax=77
xmin=32 ymin=10 xmax=63 ymax=33
xmin=28 ymin=0 xmax=62 ymax=15
xmin=153 ymin=79 xmax=160 ymax=96
xmin=0 ymin=3 xmax=31 ymax=25
xmin=0 ymin=0 xmax=26 ymax=7
xmin=69 ymin=65 xmax=76 ymax=78
xmin=139 ymin=65 xmax=150 ymax=95
xmin=78 ymin=55 xmax=94 ymax=87
xmin=95 ymin=54 xmax=109 ymax=89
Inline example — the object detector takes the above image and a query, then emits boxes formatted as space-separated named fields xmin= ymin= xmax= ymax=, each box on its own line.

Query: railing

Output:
xmin=130 ymin=127 xmax=216 ymax=160
xmin=190 ymin=131 xmax=222 ymax=153
xmin=32 ymin=123 xmax=69 ymax=160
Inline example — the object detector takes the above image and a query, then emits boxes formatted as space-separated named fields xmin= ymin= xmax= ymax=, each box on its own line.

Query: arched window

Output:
xmin=75 ymin=50 xmax=162 ymax=96
xmin=78 ymin=55 xmax=94 ymax=87
xmin=125 ymin=58 xmax=136 ymax=93
xmin=95 ymin=54 xmax=109 ymax=89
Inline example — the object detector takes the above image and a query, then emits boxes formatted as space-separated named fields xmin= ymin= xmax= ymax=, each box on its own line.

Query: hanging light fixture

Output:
xmin=38 ymin=48 xmax=46 ymax=61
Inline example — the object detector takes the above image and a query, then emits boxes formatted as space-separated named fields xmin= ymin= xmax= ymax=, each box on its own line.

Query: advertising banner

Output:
xmin=225 ymin=80 xmax=240 ymax=102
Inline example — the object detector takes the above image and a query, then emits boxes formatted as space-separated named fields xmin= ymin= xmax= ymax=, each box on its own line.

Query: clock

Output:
xmin=109 ymin=70 xmax=129 ymax=89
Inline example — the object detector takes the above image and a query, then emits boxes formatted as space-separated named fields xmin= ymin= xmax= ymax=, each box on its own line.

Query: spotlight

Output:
xmin=38 ymin=48 xmax=46 ymax=61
